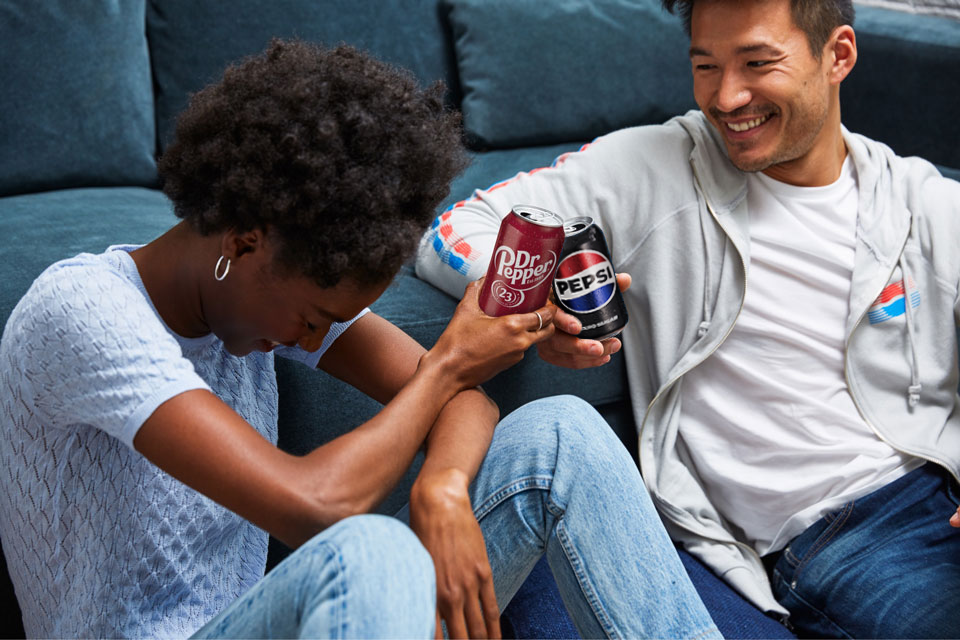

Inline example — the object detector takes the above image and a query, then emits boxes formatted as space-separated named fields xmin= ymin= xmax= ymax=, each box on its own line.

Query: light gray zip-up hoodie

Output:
xmin=416 ymin=110 xmax=960 ymax=613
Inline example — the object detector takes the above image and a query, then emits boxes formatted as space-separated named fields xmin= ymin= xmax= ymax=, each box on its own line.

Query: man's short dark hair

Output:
xmin=662 ymin=0 xmax=855 ymax=58
xmin=159 ymin=39 xmax=467 ymax=288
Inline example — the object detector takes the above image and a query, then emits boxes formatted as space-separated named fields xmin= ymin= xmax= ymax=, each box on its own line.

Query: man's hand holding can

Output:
xmin=538 ymin=272 xmax=631 ymax=369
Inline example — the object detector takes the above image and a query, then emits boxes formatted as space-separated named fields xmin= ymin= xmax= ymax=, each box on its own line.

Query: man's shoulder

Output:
xmin=590 ymin=111 xmax=704 ymax=161
xmin=560 ymin=111 xmax=709 ymax=200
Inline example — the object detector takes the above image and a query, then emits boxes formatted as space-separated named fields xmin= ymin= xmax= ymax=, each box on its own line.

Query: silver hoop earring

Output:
xmin=214 ymin=255 xmax=231 ymax=281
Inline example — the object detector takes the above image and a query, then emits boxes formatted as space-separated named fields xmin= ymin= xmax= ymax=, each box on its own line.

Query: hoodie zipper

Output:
xmin=637 ymin=162 xmax=766 ymax=567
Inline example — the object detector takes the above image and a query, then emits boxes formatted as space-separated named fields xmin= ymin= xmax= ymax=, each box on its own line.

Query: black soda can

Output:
xmin=552 ymin=217 xmax=628 ymax=340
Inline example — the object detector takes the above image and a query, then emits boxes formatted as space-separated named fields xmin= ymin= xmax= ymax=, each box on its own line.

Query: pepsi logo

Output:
xmin=554 ymin=250 xmax=616 ymax=313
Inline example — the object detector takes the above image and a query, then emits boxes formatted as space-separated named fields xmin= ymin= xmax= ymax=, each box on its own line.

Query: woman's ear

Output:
xmin=220 ymin=227 xmax=268 ymax=261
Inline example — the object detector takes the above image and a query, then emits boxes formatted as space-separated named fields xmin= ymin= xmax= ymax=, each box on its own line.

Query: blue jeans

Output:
xmin=770 ymin=462 xmax=960 ymax=638
xmin=191 ymin=514 xmax=436 ymax=638
xmin=461 ymin=395 xmax=719 ymax=639
xmin=194 ymin=395 xmax=719 ymax=639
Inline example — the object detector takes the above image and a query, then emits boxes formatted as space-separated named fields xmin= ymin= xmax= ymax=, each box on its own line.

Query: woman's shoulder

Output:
xmin=2 ymin=248 xmax=163 ymax=364
xmin=12 ymin=251 xmax=143 ymax=327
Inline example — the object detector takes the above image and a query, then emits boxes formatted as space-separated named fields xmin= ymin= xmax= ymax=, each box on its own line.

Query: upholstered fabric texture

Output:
xmin=841 ymin=6 xmax=960 ymax=169
xmin=445 ymin=0 xmax=696 ymax=148
xmin=0 ymin=1 xmax=157 ymax=197
xmin=146 ymin=0 xmax=459 ymax=150
xmin=0 ymin=188 xmax=177 ymax=322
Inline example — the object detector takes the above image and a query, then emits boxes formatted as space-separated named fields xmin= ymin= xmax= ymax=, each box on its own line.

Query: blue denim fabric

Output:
xmin=193 ymin=395 xmax=720 ymax=639
xmin=770 ymin=463 xmax=960 ymax=638
xmin=467 ymin=395 xmax=720 ymax=640
xmin=191 ymin=515 xmax=436 ymax=639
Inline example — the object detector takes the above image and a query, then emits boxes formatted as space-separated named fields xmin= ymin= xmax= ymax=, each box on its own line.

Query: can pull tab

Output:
xmin=697 ymin=321 xmax=710 ymax=339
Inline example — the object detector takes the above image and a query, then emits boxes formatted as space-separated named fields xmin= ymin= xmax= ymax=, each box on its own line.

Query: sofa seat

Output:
xmin=0 ymin=188 xmax=177 ymax=319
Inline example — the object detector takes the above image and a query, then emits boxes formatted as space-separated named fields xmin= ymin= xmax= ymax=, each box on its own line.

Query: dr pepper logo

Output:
xmin=493 ymin=246 xmax=557 ymax=289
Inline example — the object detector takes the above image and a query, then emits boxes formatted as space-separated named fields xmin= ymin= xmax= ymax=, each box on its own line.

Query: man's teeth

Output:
xmin=728 ymin=115 xmax=769 ymax=132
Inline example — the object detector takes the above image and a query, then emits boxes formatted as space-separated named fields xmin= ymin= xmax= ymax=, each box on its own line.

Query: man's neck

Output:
xmin=762 ymin=129 xmax=848 ymax=187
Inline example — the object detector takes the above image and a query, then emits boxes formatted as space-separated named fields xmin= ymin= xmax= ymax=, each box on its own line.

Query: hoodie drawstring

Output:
xmin=697 ymin=203 xmax=712 ymax=339
xmin=692 ymin=161 xmax=713 ymax=340
xmin=899 ymin=251 xmax=922 ymax=408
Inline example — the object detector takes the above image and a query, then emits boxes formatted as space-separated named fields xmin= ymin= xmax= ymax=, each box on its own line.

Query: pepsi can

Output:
xmin=553 ymin=217 xmax=628 ymax=340
xmin=478 ymin=205 xmax=565 ymax=316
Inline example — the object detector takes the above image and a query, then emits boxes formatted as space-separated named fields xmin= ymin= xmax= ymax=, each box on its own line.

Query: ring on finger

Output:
xmin=534 ymin=311 xmax=543 ymax=331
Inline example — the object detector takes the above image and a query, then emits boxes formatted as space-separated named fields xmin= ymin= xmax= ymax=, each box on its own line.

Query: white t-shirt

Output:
xmin=0 ymin=246 xmax=364 ymax=638
xmin=678 ymin=157 xmax=922 ymax=555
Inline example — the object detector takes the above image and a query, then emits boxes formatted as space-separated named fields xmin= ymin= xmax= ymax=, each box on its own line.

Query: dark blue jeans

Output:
xmin=770 ymin=463 xmax=960 ymax=638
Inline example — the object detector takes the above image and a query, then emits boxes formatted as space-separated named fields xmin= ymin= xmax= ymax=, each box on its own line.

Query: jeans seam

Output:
xmin=472 ymin=475 xmax=554 ymax=521
xmin=689 ymin=626 xmax=722 ymax=640
xmin=297 ymin=540 xmax=347 ymax=639
xmin=794 ymin=500 xmax=855 ymax=583
xmin=556 ymin=518 xmax=619 ymax=639
xmin=779 ymin=575 xmax=854 ymax=639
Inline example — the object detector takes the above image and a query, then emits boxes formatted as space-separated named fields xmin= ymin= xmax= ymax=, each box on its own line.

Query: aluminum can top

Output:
xmin=513 ymin=204 xmax=563 ymax=228
xmin=562 ymin=216 xmax=594 ymax=236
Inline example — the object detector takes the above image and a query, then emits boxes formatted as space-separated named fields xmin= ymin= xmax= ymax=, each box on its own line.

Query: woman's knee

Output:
xmin=321 ymin=514 xmax=434 ymax=583
xmin=502 ymin=395 xmax=624 ymax=457
xmin=290 ymin=516 xmax=436 ymax=636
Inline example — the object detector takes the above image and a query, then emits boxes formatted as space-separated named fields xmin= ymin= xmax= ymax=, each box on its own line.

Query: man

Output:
xmin=416 ymin=0 xmax=960 ymax=636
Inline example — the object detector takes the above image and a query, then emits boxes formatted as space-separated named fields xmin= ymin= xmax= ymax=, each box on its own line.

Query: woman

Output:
xmin=0 ymin=40 xmax=718 ymax=639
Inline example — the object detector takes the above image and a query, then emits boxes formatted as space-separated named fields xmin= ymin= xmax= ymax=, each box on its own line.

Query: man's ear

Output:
xmin=826 ymin=24 xmax=857 ymax=85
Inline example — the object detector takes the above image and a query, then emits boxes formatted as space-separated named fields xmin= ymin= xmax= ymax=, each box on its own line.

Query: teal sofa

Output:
xmin=1 ymin=1 xmax=958 ymax=638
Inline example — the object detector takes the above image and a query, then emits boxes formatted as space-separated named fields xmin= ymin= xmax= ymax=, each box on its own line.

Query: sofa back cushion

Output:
xmin=445 ymin=0 xmax=696 ymax=149
xmin=147 ymin=0 xmax=459 ymax=151
xmin=841 ymin=6 xmax=960 ymax=172
xmin=0 ymin=1 xmax=158 ymax=197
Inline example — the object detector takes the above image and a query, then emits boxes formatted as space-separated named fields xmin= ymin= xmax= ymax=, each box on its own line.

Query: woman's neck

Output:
xmin=129 ymin=221 xmax=215 ymax=338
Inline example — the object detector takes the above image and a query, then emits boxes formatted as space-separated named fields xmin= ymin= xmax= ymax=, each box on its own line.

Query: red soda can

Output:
xmin=478 ymin=205 xmax=565 ymax=316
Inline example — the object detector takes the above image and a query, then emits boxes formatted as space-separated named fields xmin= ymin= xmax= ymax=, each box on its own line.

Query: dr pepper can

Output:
xmin=478 ymin=205 xmax=565 ymax=316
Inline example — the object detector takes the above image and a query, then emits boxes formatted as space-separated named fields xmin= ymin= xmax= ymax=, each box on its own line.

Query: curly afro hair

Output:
xmin=159 ymin=39 xmax=468 ymax=288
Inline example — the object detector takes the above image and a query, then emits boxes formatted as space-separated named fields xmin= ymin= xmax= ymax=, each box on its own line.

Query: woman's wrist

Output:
xmin=411 ymin=467 xmax=471 ymax=510
xmin=416 ymin=347 xmax=465 ymax=403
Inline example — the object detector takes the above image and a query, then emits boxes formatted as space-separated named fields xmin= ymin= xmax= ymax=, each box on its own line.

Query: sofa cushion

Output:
xmin=841 ymin=6 xmax=960 ymax=172
xmin=503 ymin=552 xmax=797 ymax=639
xmin=147 ymin=0 xmax=458 ymax=151
xmin=0 ymin=1 xmax=158 ymax=197
xmin=0 ymin=188 xmax=177 ymax=328
xmin=445 ymin=0 xmax=695 ymax=149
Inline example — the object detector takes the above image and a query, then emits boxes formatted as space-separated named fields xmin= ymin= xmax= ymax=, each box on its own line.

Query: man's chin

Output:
xmin=730 ymin=156 xmax=774 ymax=173
xmin=725 ymin=146 xmax=776 ymax=173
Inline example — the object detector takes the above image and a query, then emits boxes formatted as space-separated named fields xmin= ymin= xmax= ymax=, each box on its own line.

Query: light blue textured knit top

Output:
xmin=0 ymin=246 xmax=362 ymax=638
